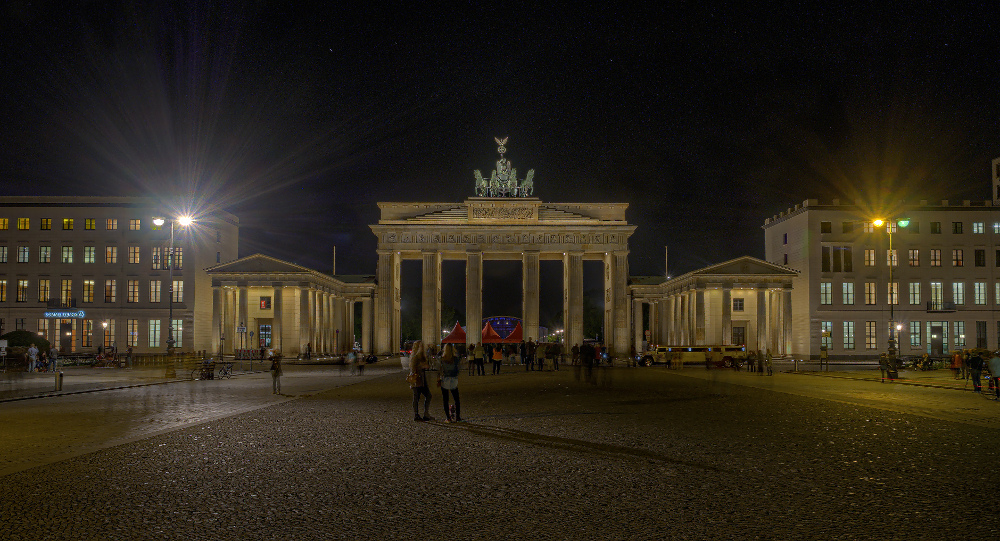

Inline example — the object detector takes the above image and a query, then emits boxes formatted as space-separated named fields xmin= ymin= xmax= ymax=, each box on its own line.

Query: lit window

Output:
xmin=865 ymin=321 xmax=877 ymax=349
xmin=41 ymin=218 xmax=52 ymax=230
xmin=821 ymin=321 xmax=832 ymax=349
xmin=953 ymin=282 xmax=965 ymax=305
xmin=930 ymin=249 xmax=941 ymax=267
xmin=16 ymin=280 xmax=28 ymax=302
xmin=83 ymin=280 xmax=95 ymax=303
xmin=260 ymin=296 xmax=272 ymax=309
xmin=842 ymin=282 xmax=854 ymax=305
xmin=843 ymin=321 xmax=855 ymax=349
xmin=39 ymin=246 xmax=51 ymax=263
xmin=17 ymin=246 xmax=29 ymax=263
xmin=171 ymin=319 xmax=183 ymax=346
xmin=106 ymin=246 xmax=117 ymax=264
xmin=61 ymin=246 xmax=73 ymax=263
xmin=85 ymin=218 xmax=96 ymax=230
xmin=820 ymin=282 xmax=832 ymax=305
xmin=973 ymin=222 xmax=984 ymax=234
xmin=0 ymin=280 xmax=6 ymax=302
xmin=104 ymin=280 xmax=116 ymax=303
xmin=152 ymin=247 xmax=162 ymax=270
xmin=60 ymin=279 xmax=72 ymax=306
xmin=37 ymin=279 xmax=50 ymax=303
xmin=865 ymin=282 xmax=877 ymax=305
xmin=886 ymin=249 xmax=897 ymax=267
xmin=864 ymin=249 xmax=876 ymax=266
xmin=127 ymin=319 xmax=139 ymax=347
xmin=952 ymin=249 xmax=963 ymax=267
xmin=82 ymin=320 xmax=93 ymax=347
xmin=172 ymin=247 xmax=183 ymax=270
xmin=863 ymin=222 xmax=874 ymax=233
xmin=171 ymin=279 xmax=183 ymax=302
xmin=909 ymin=322 xmax=921 ymax=348
xmin=0 ymin=246 xmax=7 ymax=263
xmin=953 ymin=322 xmax=966 ymax=346
xmin=930 ymin=282 xmax=943 ymax=308
xmin=0 ymin=218 xmax=7 ymax=230
xmin=62 ymin=218 xmax=74 ymax=230
xmin=106 ymin=218 xmax=118 ymax=230
xmin=908 ymin=249 xmax=919 ymax=266
xmin=909 ymin=283 xmax=921 ymax=305
xmin=149 ymin=280 xmax=161 ymax=303
xmin=148 ymin=320 xmax=161 ymax=348
xmin=887 ymin=282 xmax=898 ymax=305
xmin=84 ymin=246 xmax=95 ymax=264
xmin=17 ymin=218 xmax=29 ymax=230
xmin=127 ymin=280 xmax=140 ymax=303
xmin=128 ymin=246 xmax=140 ymax=264
xmin=974 ymin=282 xmax=986 ymax=305
xmin=129 ymin=219 xmax=141 ymax=230
xmin=103 ymin=320 xmax=115 ymax=347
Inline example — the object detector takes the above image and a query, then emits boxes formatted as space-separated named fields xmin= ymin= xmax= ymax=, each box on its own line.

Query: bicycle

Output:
xmin=217 ymin=362 xmax=233 ymax=379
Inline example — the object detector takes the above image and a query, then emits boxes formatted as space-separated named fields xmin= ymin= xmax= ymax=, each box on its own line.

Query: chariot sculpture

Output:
xmin=475 ymin=137 xmax=535 ymax=197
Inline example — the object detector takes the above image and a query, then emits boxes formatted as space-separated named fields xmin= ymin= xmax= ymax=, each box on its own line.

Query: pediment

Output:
xmin=206 ymin=253 xmax=314 ymax=274
xmin=691 ymin=256 xmax=797 ymax=277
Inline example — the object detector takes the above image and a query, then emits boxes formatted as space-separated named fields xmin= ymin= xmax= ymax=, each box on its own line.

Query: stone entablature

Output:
xmin=373 ymin=227 xmax=633 ymax=256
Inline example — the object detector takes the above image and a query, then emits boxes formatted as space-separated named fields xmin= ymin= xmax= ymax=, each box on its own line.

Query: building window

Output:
xmin=128 ymin=246 xmax=140 ymax=264
xmin=129 ymin=219 xmax=141 ymax=230
xmin=843 ymin=321 xmax=855 ymax=349
xmin=106 ymin=246 xmax=120 ymax=264
xmin=842 ymin=221 xmax=853 ymax=234
xmin=62 ymin=218 xmax=74 ymax=230
xmin=0 ymin=280 xmax=6 ymax=302
xmin=996 ymin=283 xmax=1000 ymax=305
xmin=863 ymin=222 xmax=875 ymax=233
xmin=60 ymin=279 xmax=72 ymax=306
xmin=732 ymin=298 xmax=744 ymax=312
xmin=783 ymin=254 xmax=787 ymax=265
xmin=908 ymin=249 xmax=919 ymax=267
xmin=127 ymin=319 xmax=139 ymax=347
xmin=216 ymin=251 xmax=221 ymax=263
xmin=930 ymin=282 xmax=943 ymax=308
xmin=82 ymin=320 xmax=93 ymax=347
xmin=973 ymin=222 xmax=984 ymax=234
xmin=84 ymin=246 xmax=95 ymax=264
xmin=974 ymin=282 xmax=986 ymax=305
xmin=260 ymin=296 xmax=272 ymax=309
xmin=152 ymin=247 xmax=162 ymax=270
xmin=887 ymin=282 xmax=898 ymax=305
xmin=953 ymin=282 xmax=965 ymax=305
xmin=172 ymin=247 xmax=183 ymax=270
xmin=930 ymin=221 xmax=941 ymax=234
xmin=104 ymin=320 xmax=115 ymax=347
xmin=952 ymin=222 xmax=963 ymax=234
xmin=865 ymin=321 xmax=877 ymax=349
xmin=171 ymin=280 xmax=183 ymax=302
xmin=864 ymin=249 xmax=876 ymax=266
xmin=909 ymin=282 xmax=921 ymax=305
xmin=104 ymin=280 xmax=116 ymax=303
xmin=865 ymin=282 xmax=877 ymax=305
xmin=953 ymin=322 xmax=966 ymax=347
xmin=977 ymin=321 xmax=988 ymax=348
xmin=952 ymin=249 xmax=963 ymax=267
xmin=821 ymin=321 xmax=832 ymax=349
xmin=820 ymin=282 xmax=832 ymax=305
xmin=37 ymin=319 xmax=49 ymax=341
xmin=909 ymin=321 xmax=921 ymax=348
xmin=171 ymin=319 xmax=183 ymax=347
xmin=127 ymin=280 xmax=140 ymax=303
xmin=0 ymin=246 xmax=6 ymax=263
xmin=930 ymin=249 xmax=941 ymax=267
xmin=783 ymin=233 xmax=788 ymax=244
xmin=106 ymin=218 xmax=118 ymax=230
xmin=18 ymin=246 xmax=29 ymax=263
xmin=886 ymin=249 xmax=897 ymax=267
xmin=976 ymin=249 xmax=986 ymax=267
xmin=149 ymin=319 xmax=161 ymax=348
xmin=37 ymin=279 xmax=50 ymax=303
xmin=83 ymin=280 xmax=95 ymax=303
xmin=0 ymin=218 xmax=6 ymax=230
xmin=842 ymin=282 xmax=855 ymax=305
xmin=149 ymin=280 xmax=161 ymax=303
xmin=85 ymin=218 xmax=96 ymax=230
xmin=40 ymin=218 xmax=52 ymax=230
xmin=61 ymin=246 xmax=72 ymax=264
xmin=820 ymin=221 xmax=831 ymax=233
xmin=17 ymin=218 xmax=29 ymax=230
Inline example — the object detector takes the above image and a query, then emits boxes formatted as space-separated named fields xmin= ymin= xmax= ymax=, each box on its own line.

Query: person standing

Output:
xmin=472 ymin=342 xmax=486 ymax=376
xmin=987 ymin=351 xmax=1000 ymax=400
xmin=408 ymin=341 xmax=432 ymax=421
xmin=27 ymin=343 xmax=38 ymax=372
xmin=519 ymin=340 xmax=526 ymax=368
xmin=438 ymin=344 xmax=462 ymax=422
xmin=269 ymin=352 xmax=283 ymax=395
xmin=491 ymin=344 xmax=503 ymax=374
xmin=969 ymin=350 xmax=984 ymax=393
xmin=49 ymin=347 xmax=59 ymax=373
xmin=526 ymin=338 xmax=536 ymax=371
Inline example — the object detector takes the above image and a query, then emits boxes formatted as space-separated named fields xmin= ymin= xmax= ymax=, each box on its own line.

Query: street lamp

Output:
xmin=152 ymin=216 xmax=193 ymax=354
xmin=873 ymin=217 xmax=909 ymax=361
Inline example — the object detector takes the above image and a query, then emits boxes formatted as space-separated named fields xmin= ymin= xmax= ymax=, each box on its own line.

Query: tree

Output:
xmin=1 ymin=330 xmax=51 ymax=351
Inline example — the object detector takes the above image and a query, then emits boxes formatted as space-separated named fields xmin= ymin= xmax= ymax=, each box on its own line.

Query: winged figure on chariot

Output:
xmin=474 ymin=136 xmax=535 ymax=197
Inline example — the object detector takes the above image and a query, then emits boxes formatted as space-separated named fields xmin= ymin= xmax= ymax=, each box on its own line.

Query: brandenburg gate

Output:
xmin=370 ymin=138 xmax=636 ymax=356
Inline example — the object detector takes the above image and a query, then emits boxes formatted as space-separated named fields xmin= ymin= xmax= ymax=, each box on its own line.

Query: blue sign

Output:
xmin=43 ymin=310 xmax=86 ymax=319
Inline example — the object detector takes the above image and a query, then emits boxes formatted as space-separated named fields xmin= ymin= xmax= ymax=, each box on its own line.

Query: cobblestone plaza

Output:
xmin=1 ymin=365 xmax=997 ymax=539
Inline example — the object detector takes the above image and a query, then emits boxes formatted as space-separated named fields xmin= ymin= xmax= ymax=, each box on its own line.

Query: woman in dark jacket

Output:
xmin=438 ymin=344 xmax=462 ymax=422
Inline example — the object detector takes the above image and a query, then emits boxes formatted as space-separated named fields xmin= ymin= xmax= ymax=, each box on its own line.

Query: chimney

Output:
xmin=332 ymin=246 xmax=337 ymax=276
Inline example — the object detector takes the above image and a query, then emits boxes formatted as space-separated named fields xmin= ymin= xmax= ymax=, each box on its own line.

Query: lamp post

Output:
xmin=873 ymin=218 xmax=909 ymax=362
xmin=152 ymin=216 xmax=193 ymax=354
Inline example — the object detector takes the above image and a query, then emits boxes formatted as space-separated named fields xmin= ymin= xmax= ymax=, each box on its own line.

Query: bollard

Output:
xmin=55 ymin=371 xmax=64 ymax=391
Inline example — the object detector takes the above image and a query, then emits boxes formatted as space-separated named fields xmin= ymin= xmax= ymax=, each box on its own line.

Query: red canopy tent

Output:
xmin=501 ymin=322 xmax=523 ymax=343
xmin=441 ymin=322 xmax=467 ymax=344
xmin=481 ymin=322 xmax=503 ymax=343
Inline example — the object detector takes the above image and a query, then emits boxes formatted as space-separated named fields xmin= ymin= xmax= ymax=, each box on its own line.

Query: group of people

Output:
xmin=25 ymin=344 xmax=59 ymax=372
xmin=463 ymin=339 xmax=565 ymax=375
xmin=737 ymin=350 xmax=773 ymax=375
xmin=407 ymin=341 xmax=462 ymax=423
xmin=949 ymin=349 xmax=1000 ymax=398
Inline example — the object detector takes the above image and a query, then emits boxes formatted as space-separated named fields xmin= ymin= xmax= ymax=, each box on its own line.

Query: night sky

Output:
xmin=3 ymin=3 xmax=999 ymax=326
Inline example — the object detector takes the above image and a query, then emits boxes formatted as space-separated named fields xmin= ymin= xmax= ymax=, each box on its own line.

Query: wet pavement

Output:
xmin=1 ymin=362 xmax=997 ymax=539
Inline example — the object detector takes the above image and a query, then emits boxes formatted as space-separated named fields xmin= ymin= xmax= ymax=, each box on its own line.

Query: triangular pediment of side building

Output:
xmin=689 ymin=256 xmax=797 ymax=277
xmin=205 ymin=253 xmax=315 ymax=274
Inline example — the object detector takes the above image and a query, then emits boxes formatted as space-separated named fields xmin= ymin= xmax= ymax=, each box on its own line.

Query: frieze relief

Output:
xmin=380 ymin=230 xmax=629 ymax=247
xmin=471 ymin=206 xmax=533 ymax=220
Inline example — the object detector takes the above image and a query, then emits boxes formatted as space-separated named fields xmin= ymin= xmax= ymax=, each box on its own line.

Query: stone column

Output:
xmin=695 ymin=289 xmax=705 ymax=346
xmin=346 ymin=299 xmax=356 ymax=350
xmin=612 ymin=252 xmax=629 ymax=356
xmin=603 ymin=253 xmax=614 ymax=348
xmin=756 ymin=288 xmax=767 ymax=353
xmin=722 ymin=287 xmax=732 ymax=345
xmin=633 ymin=298 xmax=643 ymax=354
xmin=649 ymin=301 xmax=658 ymax=345
xmin=313 ymin=290 xmax=322 ymax=353
xmin=563 ymin=252 xmax=584 ymax=348
xmin=334 ymin=295 xmax=344 ymax=354
xmin=392 ymin=253 xmax=401 ymax=353
xmin=361 ymin=296 xmax=373 ymax=354
xmin=299 ymin=285 xmax=311 ymax=356
xmin=421 ymin=251 xmax=441 ymax=348
xmin=375 ymin=250 xmax=395 ymax=355
xmin=223 ymin=288 xmax=234 ymax=355
xmin=212 ymin=286 xmax=222 ymax=355
xmin=782 ymin=288 xmax=793 ymax=357
xmin=238 ymin=284 xmax=248 ymax=351
xmin=272 ymin=284 xmax=283 ymax=352
xmin=466 ymin=251 xmax=482 ymax=346
xmin=522 ymin=251 xmax=540 ymax=344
